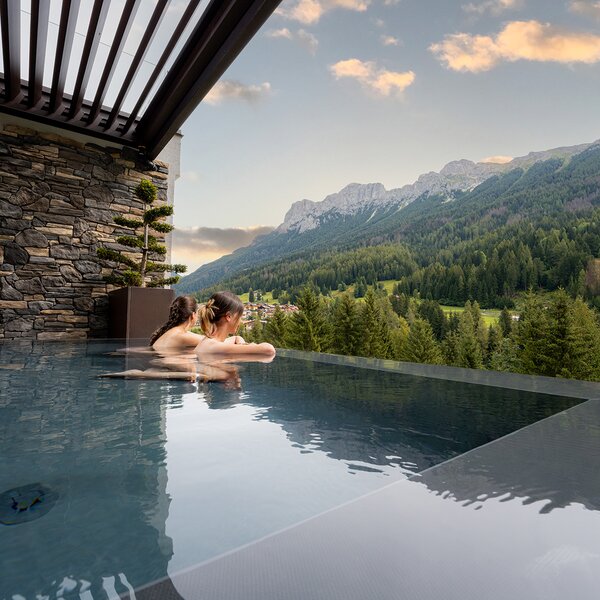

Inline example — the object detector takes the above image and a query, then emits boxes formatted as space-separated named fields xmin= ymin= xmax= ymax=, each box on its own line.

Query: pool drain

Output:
xmin=0 ymin=483 xmax=58 ymax=525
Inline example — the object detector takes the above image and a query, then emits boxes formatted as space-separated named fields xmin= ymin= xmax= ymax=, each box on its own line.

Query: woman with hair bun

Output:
xmin=150 ymin=295 xmax=203 ymax=351
xmin=195 ymin=291 xmax=276 ymax=358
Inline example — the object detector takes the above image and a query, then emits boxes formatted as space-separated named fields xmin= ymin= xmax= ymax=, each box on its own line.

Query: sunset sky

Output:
xmin=171 ymin=0 xmax=600 ymax=271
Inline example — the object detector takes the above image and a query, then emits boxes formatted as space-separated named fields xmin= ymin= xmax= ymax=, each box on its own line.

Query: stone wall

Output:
xmin=0 ymin=122 xmax=170 ymax=340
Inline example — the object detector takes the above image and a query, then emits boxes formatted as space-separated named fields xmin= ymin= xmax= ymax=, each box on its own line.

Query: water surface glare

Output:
xmin=0 ymin=341 xmax=582 ymax=598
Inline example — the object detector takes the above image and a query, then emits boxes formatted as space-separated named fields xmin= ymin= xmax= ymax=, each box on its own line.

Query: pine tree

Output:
xmin=389 ymin=316 xmax=410 ymax=360
xmin=247 ymin=313 xmax=263 ymax=343
xmin=264 ymin=305 xmax=289 ymax=348
xmin=418 ymin=299 xmax=447 ymax=340
xmin=499 ymin=307 xmax=512 ymax=337
xmin=441 ymin=331 xmax=460 ymax=367
xmin=357 ymin=289 xmax=390 ymax=358
xmin=490 ymin=337 xmax=520 ymax=373
xmin=560 ymin=297 xmax=600 ymax=380
xmin=456 ymin=309 xmax=483 ymax=369
xmin=401 ymin=318 xmax=443 ymax=364
xmin=287 ymin=287 xmax=330 ymax=352
xmin=516 ymin=292 xmax=552 ymax=376
xmin=485 ymin=325 xmax=502 ymax=367
xmin=249 ymin=288 xmax=255 ymax=302
xmin=331 ymin=292 xmax=360 ymax=355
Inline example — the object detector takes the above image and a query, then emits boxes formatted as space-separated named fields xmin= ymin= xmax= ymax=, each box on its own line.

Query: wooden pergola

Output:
xmin=0 ymin=0 xmax=281 ymax=158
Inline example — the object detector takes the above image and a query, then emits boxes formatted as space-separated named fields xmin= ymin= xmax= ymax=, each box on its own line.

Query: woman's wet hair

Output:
xmin=150 ymin=295 xmax=198 ymax=346
xmin=198 ymin=291 xmax=244 ymax=337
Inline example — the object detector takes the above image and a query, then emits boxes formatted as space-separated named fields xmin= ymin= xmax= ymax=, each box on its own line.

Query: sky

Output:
xmin=166 ymin=0 xmax=600 ymax=272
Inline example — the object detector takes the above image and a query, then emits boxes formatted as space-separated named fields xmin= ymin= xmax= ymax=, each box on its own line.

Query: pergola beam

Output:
xmin=137 ymin=0 xmax=282 ymax=159
xmin=0 ymin=0 xmax=21 ymax=101
xmin=28 ymin=0 xmax=50 ymax=107
xmin=49 ymin=0 xmax=81 ymax=114
xmin=68 ymin=0 xmax=110 ymax=119
xmin=87 ymin=0 xmax=141 ymax=125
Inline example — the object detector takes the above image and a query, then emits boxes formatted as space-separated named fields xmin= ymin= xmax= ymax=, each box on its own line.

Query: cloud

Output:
xmin=204 ymin=81 xmax=271 ymax=105
xmin=172 ymin=226 xmax=275 ymax=271
xmin=479 ymin=155 xmax=513 ymax=163
xmin=569 ymin=0 xmax=600 ymax=19
xmin=181 ymin=171 xmax=200 ymax=182
xmin=267 ymin=27 xmax=319 ymax=54
xmin=430 ymin=20 xmax=600 ymax=72
xmin=381 ymin=34 xmax=401 ymax=46
xmin=330 ymin=58 xmax=415 ymax=96
xmin=462 ymin=0 xmax=522 ymax=16
xmin=276 ymin=0 xmax=369 ymax=24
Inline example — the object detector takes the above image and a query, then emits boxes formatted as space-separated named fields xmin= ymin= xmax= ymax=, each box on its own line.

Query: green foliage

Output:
xmin=150 ymin=221 xmax=175 ymax=234
xmin=286 ymin=287 xmax=330 ymax=352
xmin=113 ymin=215 xmax=143 ymax=228
xmin=247 ymin=314 xmax=264 ymax=343
xmin=144 ymin=204 xmax=173 ymax=223
xmin=401 ymin=319 xmax=443 ymax=365
xmin=331 ymin=293 xmax=360 ymax=355
xmin=264 ymin=305 xmax=289 ymax=348
xmin=97 ymin=247 xmax=137 ymax=269
xmin=97 ymin=179 xmax=183 ymax=288
xmin=136 ymin=179 xmax=157 ymax=204
xmin=357 ymin=289 xmax=390 ymax=358
xmin=146 ymin=262 xmax=187 ymax=274
xmin=455 ymin=309 xmax=483 ymax=369
xmin=515 ymin=290 xmax=600 ymax=380
xmin=499 ymin=307 xmax=513 ymax=337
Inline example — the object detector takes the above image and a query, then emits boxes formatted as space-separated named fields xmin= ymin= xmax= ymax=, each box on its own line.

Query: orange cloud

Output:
xmin=431 ymin=20 xmax=600 ymax=72
xmin=205 ymin=81 xmax=271 ymax=105
xmin=330 ymin=58 xmax=415 ymax=96
xmin=479 ymin=155 xmax=513 ymax=164
xmin=276 ymin=0 xmax=369 ymax=24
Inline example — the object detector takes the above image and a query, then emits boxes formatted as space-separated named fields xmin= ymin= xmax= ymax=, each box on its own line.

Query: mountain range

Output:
xmin=174 ymin=141 xmax=596 ymax=295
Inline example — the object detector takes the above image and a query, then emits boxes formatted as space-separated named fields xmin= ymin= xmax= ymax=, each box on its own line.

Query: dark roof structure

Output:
xmin=0 ymin=0 xmax=281 ymax=158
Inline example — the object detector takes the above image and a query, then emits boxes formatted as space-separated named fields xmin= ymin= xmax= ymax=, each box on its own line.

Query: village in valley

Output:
xmin=243 ymin=300 xmax=298 ymax=329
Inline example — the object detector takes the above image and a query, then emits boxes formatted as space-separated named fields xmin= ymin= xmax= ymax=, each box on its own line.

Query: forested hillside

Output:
xmin=198 ymin=144 xmax=600 ymax=308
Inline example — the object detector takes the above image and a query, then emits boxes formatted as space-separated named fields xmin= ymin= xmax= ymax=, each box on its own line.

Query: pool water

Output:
xmin=0 ymin=341 xmax=581 ymax=599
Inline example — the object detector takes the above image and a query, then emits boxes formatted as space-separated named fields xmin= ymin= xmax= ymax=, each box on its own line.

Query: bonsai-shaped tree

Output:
xmin=98 ymin=179 xmax=186 ymax=287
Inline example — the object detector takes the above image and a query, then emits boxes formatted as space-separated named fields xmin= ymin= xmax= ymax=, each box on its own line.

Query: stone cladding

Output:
xmin=0 ymin=123 xmax=170 ymax=340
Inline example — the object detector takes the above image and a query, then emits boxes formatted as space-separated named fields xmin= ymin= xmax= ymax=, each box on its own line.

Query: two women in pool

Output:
xmin=150 ymin=292 xmax=276 ymax=358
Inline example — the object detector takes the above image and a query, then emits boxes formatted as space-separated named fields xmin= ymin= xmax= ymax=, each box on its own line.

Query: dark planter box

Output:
xmin=108 ymin=287 xmax=175 ymax=341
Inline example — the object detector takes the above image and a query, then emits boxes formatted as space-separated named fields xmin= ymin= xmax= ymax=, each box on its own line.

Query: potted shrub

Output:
xmin=97 ymin=179 xmax=187 ymax=340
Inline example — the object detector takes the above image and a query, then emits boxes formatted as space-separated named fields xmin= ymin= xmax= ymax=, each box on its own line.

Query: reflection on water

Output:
xmin=419 ymin=398 xmax=600 ymax=514
xmin=0 ymin=341 xmax=586 ymax=598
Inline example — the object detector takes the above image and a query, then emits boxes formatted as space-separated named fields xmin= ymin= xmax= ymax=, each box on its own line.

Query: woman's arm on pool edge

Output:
xmin=196 ymin=338 xmax=276 ymax=357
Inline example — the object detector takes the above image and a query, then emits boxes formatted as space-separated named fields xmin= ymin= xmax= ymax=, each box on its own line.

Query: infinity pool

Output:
xmin=0 ymin=341 xmax=583 ymax=599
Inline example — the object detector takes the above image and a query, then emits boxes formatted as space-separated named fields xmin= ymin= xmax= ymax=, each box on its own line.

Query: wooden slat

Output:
xmin=104 ymin=0 xmax=170 ymax=130
xmin=0 ymin=0 xmax=21 ymax=101
xmin=87 ymin=0 xmax=141 ymax=124
xmin=68 ymin=0 xmax=111 ymax=119
xmin=28 ymin=0 xmax=50 ymax=107
xmin=49 ymin=0 xmax=81 ymax=113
